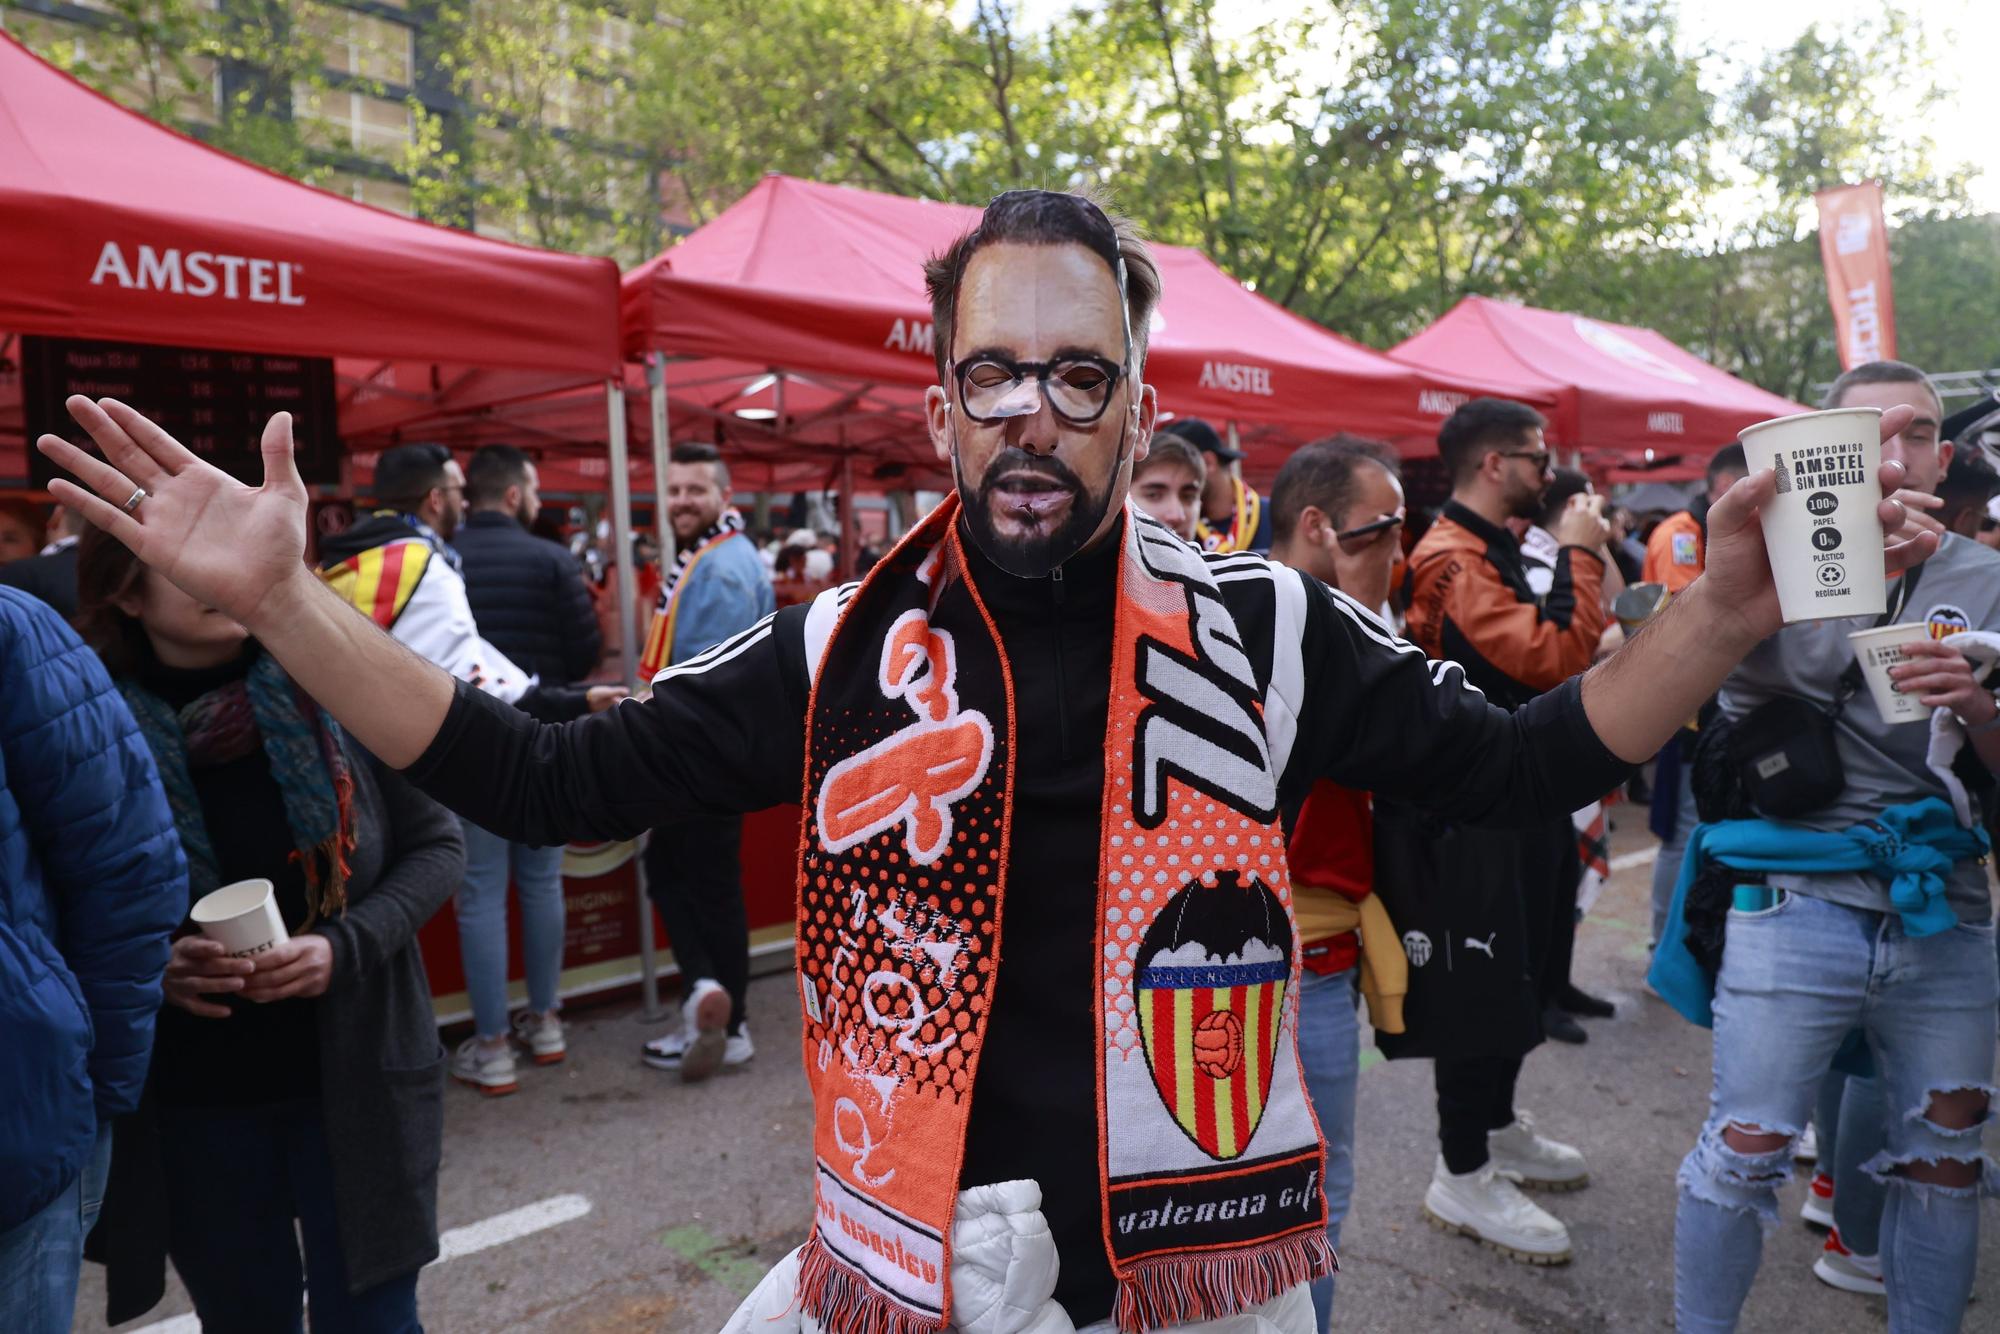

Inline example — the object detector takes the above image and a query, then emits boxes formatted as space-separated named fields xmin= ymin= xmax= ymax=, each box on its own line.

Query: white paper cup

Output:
xmin=1741 ymin=407 xmax=1885 ymax=623
xmin=190 ymin=878 xmax=288 ymax=958
xmin=1847 ymin=622 xmax=1933 ymax=725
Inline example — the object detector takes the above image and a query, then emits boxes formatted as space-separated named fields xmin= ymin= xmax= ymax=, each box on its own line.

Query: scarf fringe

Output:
xmin=796 ymin=1236 xmax=947 ymax=1334
xmin=1113 ymin=1231 xmax=1336 ymax=1333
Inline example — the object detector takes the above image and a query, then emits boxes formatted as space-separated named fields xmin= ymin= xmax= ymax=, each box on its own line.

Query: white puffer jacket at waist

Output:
xmin=719 ymin=1179 xmax=1313 ymax=1334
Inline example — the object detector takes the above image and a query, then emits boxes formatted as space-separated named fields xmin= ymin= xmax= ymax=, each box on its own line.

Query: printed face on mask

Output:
xmin=926 ymin=242 xmax=1156 ymax=577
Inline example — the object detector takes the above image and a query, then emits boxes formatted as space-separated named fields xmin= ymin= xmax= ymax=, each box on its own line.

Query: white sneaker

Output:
xmin=1812 ymin=1228 xmax=1884 ymax=1296
xmin=1800 ymin=1170 xmax=1835 ymax=1229
xmin=451 ymin=1036 xmax=518 ymax=1097
xmin=1795 ymin=1123 xmax=1819 ymax=1164
xmin=641 ymin=1023 xmax=754 ymax=1075
xmin=1487 ymin=1113 xmax=1589 ymax=1191
xmin=512 ymin=1010 xmax=566 ymax=1066
xmin=1423 ymin=1157 xmax=1573 ymax=1264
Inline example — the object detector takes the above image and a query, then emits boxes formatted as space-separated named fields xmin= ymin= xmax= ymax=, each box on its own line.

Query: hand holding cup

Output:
xmin=1889 ymin=639 xmax=1997 ymax=725
xmin=239 ymin=934 xmax=335 ymax=1003
xmin=1695 ymin=403 xmax=1933 ymax=646
xmin=163 ymin=936 xmax=256 ymax=1019
xmin=1552 ymin=493 xmax=1612 ymax=550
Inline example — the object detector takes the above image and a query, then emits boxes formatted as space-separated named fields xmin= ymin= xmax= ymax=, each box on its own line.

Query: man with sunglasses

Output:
xmin=39 ymin=189 xmax=1931 ymax=1333
xmin=1383 ymin=397 xmax=1614 ymax=1267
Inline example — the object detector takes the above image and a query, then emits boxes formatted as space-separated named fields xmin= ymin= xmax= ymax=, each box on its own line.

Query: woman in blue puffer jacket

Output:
xmin=0 ymin=585 xmax=185 ymax=1334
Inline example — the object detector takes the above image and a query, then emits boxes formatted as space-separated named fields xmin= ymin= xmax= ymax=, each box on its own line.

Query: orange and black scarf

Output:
xmin=794 ymin=495 xmax=1331 ymax=1332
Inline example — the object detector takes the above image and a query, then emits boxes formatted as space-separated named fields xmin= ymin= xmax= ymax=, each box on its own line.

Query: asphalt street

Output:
xmin=76 ymin=809 xmax=1998 ymax=1332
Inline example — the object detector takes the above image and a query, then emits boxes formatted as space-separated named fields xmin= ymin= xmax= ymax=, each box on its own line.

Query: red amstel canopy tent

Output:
xmin=618 ymin=175 xmax=1546 ymax=484
xmin=1387 ymin=296 xmax=1801 ymax=460
xmin=0 ymin=30 xmax=621 ymax=481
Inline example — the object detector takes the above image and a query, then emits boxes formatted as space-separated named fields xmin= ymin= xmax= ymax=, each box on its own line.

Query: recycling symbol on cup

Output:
xmin=1818 ymin=563 xmax=1847 ymax=588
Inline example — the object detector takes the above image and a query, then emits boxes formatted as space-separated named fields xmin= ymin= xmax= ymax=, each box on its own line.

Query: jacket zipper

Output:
xmin=1051 ymin=565 xmax=1069 ymax=759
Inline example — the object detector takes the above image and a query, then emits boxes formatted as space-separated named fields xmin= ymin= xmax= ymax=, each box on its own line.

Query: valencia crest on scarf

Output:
xmin=794 ymin=495 xmax=1331 ymax=1333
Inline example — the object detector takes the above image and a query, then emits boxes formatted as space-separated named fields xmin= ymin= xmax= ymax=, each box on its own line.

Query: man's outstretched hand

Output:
xmin=37 ymin=397 xmax=313 ymax=632
xmin=1696 ymin=403 xmax=1936 ymax=648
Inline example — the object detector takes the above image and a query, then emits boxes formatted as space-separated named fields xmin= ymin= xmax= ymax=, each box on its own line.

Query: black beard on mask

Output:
xmin=953 ymin=441 xmax=1117 ymax=578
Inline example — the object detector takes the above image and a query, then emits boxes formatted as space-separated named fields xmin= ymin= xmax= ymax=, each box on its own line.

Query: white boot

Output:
xmin=1487 ymin=1112 xmax=1589 ymax=1190
xmin=1423 ymin=1156 xmax=1573 ymax=1264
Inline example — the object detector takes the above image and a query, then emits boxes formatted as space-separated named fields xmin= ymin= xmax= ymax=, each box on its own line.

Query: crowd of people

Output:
xmin=3 ymin=185 xmax=1997 ymax=1334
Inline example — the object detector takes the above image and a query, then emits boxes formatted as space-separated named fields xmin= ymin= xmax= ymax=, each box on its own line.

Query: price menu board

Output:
xmin=24 ymin=336 xmax=339 ymax=486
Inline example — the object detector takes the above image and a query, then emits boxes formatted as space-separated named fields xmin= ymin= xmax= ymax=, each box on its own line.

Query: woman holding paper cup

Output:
xmin=73 ymin=528 xmax=463 ymax=1334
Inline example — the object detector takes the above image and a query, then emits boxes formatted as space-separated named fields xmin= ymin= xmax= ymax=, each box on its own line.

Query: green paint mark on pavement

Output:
xmin=1359 ymin=1046 xmax=1385 ymax=1074
xmin=660 ymin=1223 xmax=770 ymax=1294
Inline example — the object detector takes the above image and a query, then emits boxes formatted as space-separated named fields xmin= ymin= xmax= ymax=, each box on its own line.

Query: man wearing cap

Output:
xmin=39 ymin=189 xmax=1929 ymax=1334
xmin=1163 ymin=417 xmax=1273 ymax=554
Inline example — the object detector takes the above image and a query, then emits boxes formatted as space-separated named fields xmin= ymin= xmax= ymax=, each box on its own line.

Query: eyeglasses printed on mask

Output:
xmin=945 ymin=191 xmax=1136 ymax=429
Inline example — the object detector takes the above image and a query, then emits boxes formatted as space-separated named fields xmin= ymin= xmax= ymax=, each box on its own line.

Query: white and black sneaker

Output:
xmin=1423 ymin=1156 xmax=1573 ymax=1264
xmin=641 ymin=979 xmax=750 ymax=1081
xmin=641 ymin=1025 xmax=754 ymax=1075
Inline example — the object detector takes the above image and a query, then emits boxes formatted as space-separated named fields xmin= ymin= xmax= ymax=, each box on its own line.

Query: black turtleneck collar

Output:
xmin=1442 ymin=497 xmax=1519 ymax=552
xmin=954 ymin=510 xmax=1123 ymax=624
xmin=136 ymin=638 xmax=259 ymax=710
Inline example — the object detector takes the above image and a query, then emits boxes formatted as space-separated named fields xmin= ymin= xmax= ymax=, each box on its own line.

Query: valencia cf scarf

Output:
xmin=793 ymin=494 xmax=1331 ymax=1333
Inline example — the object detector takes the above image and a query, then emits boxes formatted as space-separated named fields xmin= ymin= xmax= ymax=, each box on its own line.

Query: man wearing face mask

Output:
xmin=39 ymin=189 xmax=1933 ymax=1334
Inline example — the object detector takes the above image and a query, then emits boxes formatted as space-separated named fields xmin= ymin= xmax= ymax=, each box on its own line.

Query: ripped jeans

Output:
xmin=1674 ymin=891 xmax=1997 ymax=1332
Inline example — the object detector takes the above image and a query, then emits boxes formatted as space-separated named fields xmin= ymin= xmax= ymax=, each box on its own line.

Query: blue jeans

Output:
xmin=457 ymin=818 xmax=567 ymax=1040
xmin=1674 ymin=892 xmax=1998 ymax=1332
xmin=160 ymin=1101 xmax=421 ymax=1333
xmin=1296 ymin=966 xmax=1359 ymax=1333
xmin=0 ymin=1123 xmax=111 ymax=1334
xmin=1815 ymin=1068 xmax=1888 ymax=1255
xmin=1649 ymin=756 xmax=1698 ymax=948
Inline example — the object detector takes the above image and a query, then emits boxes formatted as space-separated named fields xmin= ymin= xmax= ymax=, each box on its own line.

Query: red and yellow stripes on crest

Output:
xmin=1137 ymin=977 xmax=1286 ymax=1161
xmin=322 ymin=540 xmax=431 ymax=630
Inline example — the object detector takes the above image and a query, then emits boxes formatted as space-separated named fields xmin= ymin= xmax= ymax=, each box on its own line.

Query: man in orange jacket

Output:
xmin=1643 ymin=443 xmax=1747 ymax=594
xmin=1388 ymin=397 xmax=1610 ymax=1266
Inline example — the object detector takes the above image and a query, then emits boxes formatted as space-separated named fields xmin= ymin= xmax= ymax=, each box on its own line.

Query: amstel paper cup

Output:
xmin=190 ymin=878 xmax=288 ymax=958
xmin=1742 ymin=407 xmax=1885 ymax=622
xmin=1847 ymin=621 xmax=1933 ymax=725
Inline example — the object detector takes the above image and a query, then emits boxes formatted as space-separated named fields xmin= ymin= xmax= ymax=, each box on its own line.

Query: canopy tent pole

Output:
xmin=839 ymin=444 xmax=857 ymax=579
xmin=649 ymin=353 xmax=676 ymax=568
xmin=608 ymin=377 xmax=665 ymax=1023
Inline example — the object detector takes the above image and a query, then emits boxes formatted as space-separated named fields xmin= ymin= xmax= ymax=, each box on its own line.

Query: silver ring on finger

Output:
xmin=122 ymin=486 xmax=147 ymax=514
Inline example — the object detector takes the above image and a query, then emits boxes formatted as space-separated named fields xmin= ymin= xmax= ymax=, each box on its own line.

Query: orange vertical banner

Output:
xmin=1814 ymin=182 xmax=1897 ymax=370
